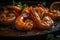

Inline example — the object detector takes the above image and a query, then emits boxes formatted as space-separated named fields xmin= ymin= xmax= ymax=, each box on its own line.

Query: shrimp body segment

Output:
xmin=15 ymin=13 xmax=34 ymax=30
xmin=28 ymin=7 xmax=54 ymax=30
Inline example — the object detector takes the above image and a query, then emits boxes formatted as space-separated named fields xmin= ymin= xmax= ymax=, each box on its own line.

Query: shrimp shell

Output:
xmin=28 ymin=7 xmax=54 ymax=30
xmin=15 ymin=13 xmax=34 ymax=30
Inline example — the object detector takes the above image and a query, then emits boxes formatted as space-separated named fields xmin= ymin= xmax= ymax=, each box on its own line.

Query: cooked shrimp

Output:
xmin=3 ymin=6 xmax=21 ymax=16
xmin=35 ymin=4 xmax=60 ymax=20
xmin=35 ymin=7 xmax=58 ymax=20
xmin=34 ymin=7 xmax=44 ymax=18
xmin=0 ymin=13 xmax=16 ymax=25
xmin=45 ymin=9 xmax=58 ymax=20
xmin=53 ymin=10 xmax=60 ymax=20
xmin=3 ymin=6 xmax=21 ymax=12
xmin=15 ymin=13 xmax=34 ymax=30
xmin=44 ymin=9 xmax=60 ymax=20
xmin=28 ymin=7 xmax=54 ymax=30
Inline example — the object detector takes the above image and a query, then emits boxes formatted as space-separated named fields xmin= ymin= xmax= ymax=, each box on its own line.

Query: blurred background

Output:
xmin=0 ymin=0 xmax=60 ymax=7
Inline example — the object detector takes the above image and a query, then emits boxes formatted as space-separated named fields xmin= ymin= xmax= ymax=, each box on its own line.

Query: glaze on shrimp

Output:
xmin=3 ymin=6 xmax=21 ymax=16
xmin=15 ymin=13 xmax=34 ymax=30
xmin=28 ymin=7 xmax=54 ymax=30
xmin=0 ymin=12 xmax=16 ymax=25
xmin=35 ymin=4 xmax=60 ymax=20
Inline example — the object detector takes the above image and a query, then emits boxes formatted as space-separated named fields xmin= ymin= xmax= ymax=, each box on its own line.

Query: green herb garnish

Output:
xmin=12 ymin=0 xmax=16 ymax=6
xmin=47 ymin=34 xmax=55 ymax=40
xmin=17 ymin=2 xmax=22 ymax=7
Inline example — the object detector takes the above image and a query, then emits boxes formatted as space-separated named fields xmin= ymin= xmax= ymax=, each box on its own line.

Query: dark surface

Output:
xmin=0 ymin=35 xmax=47 ymax=40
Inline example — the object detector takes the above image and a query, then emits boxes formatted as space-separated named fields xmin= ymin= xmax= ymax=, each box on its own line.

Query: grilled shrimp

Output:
xmin=3 ymin=6 xmax=21 ymax=12
xmin=34 ymin=7 xmax=58 ymax=20
xmin=28 ymin=7 xmax=54 ymax=30
xmin=15 ymin=13 xmax=34 ymax=30
xmin=44 ymin=10 xmax=57 ymax=20
xmin=44 ymin=9 xmax=60 ymax=20
xmin=34 ymin=7 xmax=44 ymax=18
xmin=0 ymin=12 xmax=16 ymax=25
xmin=35 ymin=4 xmax=60 ymax=20
xmin=3 ymin=6 xmax=21 ymax=16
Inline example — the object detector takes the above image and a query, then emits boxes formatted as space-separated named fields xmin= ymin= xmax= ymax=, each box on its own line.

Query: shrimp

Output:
xmin=28 ymin=7 xmax=54 ymax=30
xmin=3 ymin=6 xmax=21 ymax=16
xmin=44 ymin=10 xmax=57 ymax=20
xmin=35 ymin=4 xmax=60 ymax=20
xmin=0 ymin=13 xmax=16 ymax=25
xmin=15 ymin=13 xmax=34 ymax=30
xmin=45 ymin=10 xmax=60 ymax=20
xmin=3 ymin=6 xmax=21 ymax=12
xmin=34 ymin=7 xmax=44 ymax=18
xmin=34 ymin=7 xmax=58 ymax=20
